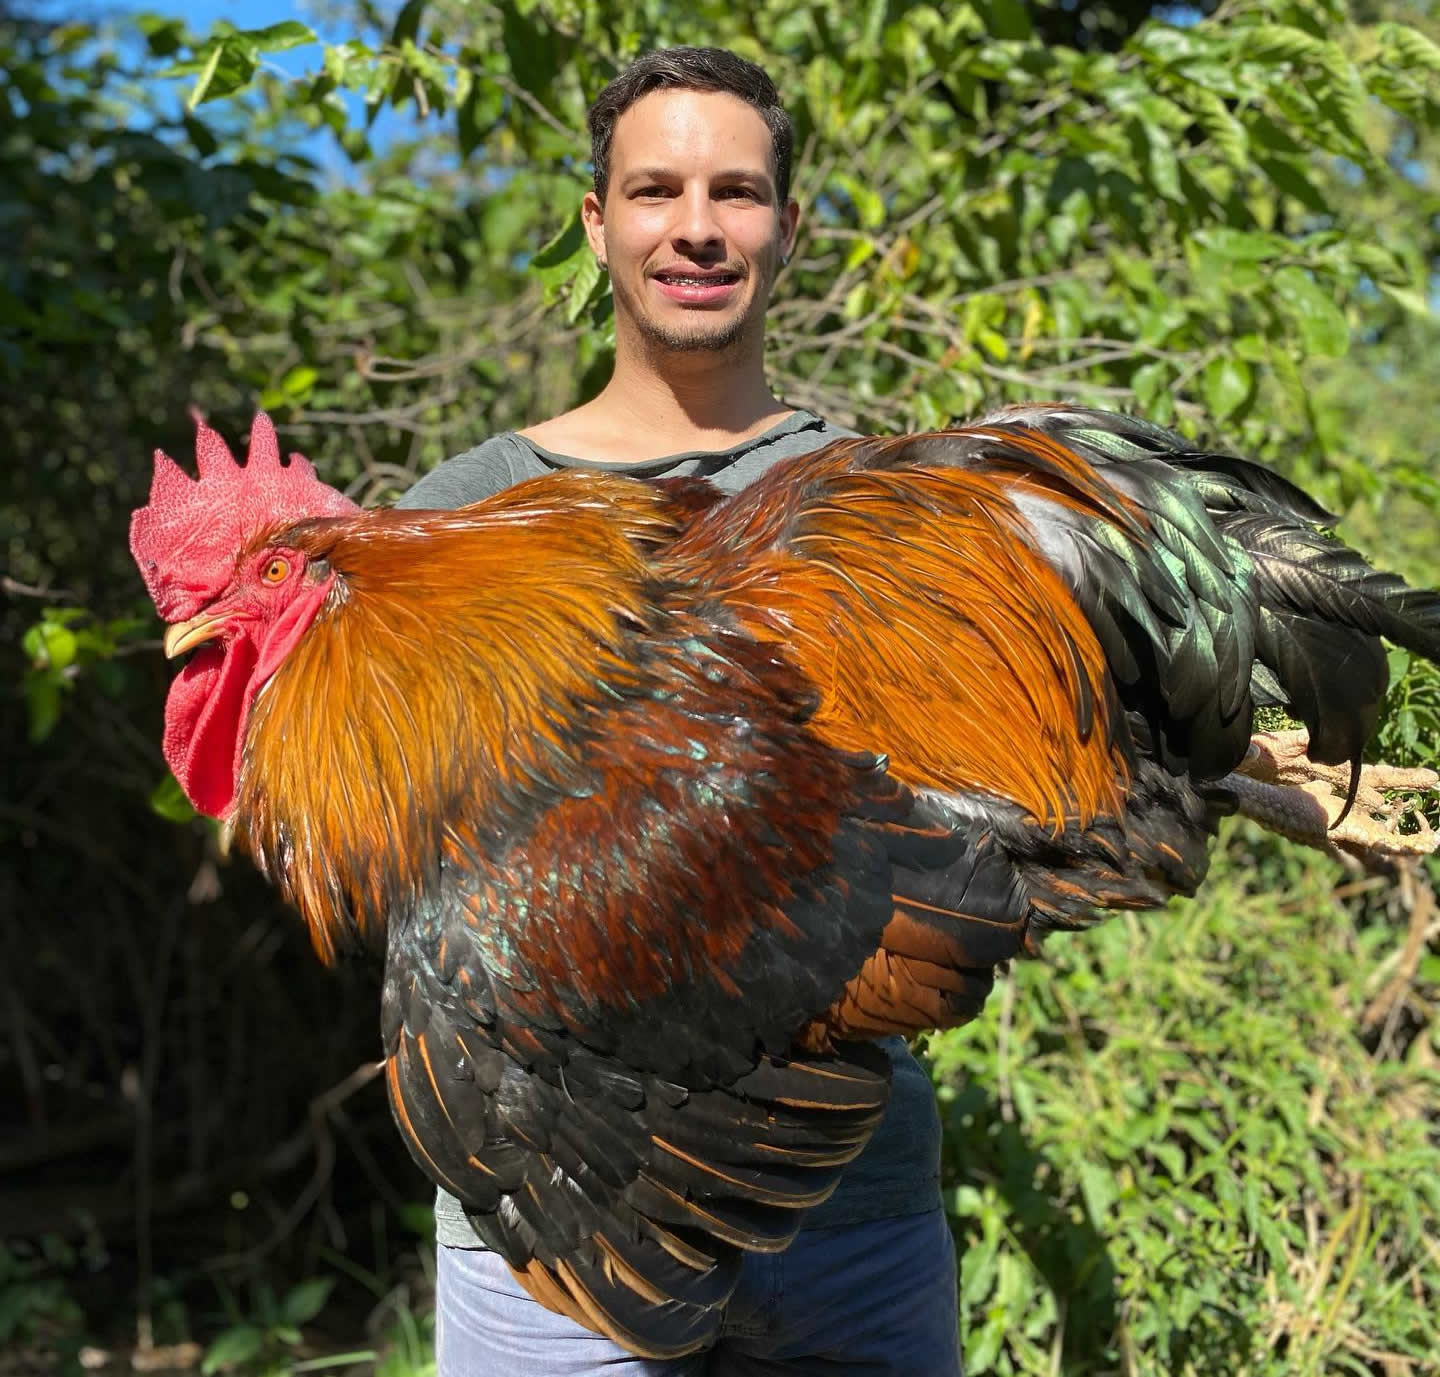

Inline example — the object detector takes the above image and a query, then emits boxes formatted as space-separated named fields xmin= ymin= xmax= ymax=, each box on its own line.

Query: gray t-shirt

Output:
xmin=396 ymin=409 xmax=943 ymax=1247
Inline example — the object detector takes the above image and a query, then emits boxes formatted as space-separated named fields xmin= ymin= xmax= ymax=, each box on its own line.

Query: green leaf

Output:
xmin=1399 ymin=707 xmax=1419 ymax=750
xmin=1348 ymin=244 xmax=1409 ymax=287
xmin=1132 ymin=360 xmax=1170 ymax=413
xmin=1204 ymin=356 xmax=1252 ymax=420
xmin=24 ymin=673 xmax=63 ymax=744
xmin=964 ymin=1311 xmax=1007 ymax=1373
xmin=1132 ymin=116 xmax=1180 ymax=201
xmin=280 ymin=1276 xmax=334 ymax=1326
xmin=186 ymin=40 xmax=258 ymax=107
xmin=149 ymin=774 xmax=197 ymax=825
xmin=530 ymin=208 xmax=590 ymax=291
xmin=976 ymin=328 xmax=1007 ymax=362
xmin=1077 ymin=1160 xmax=1117 ymax=1223
xmin=23 ymin=620 xmax=77 ymax=671
xmin=1191 ymin=228 xmax=1289 ymax=263
xmin=977 ymin=0 xmax=1031 ymax=41
xmin=1233 ymin=334 xmax=1266 ymax=363
xmin=138 ymin=15 xmax=186 ymax=58
xmin=277 ymin=1273 xmax=334 ymax=1330
xmin=392 ymin=0 xmax=427 ymax=45
xmin=831 ymin=172 xmax=885 ymax=230
xmin=1191 ymin=89 xmax=1248 ymax=167
xmin=282 ymin=365 xmax=318 ymax=397
xmin=844 ymin=237 xmax=877 ymax=271
xmin=502 ymin=1 xmax=565 ymax=109
xmin=201 ymin=1325 xmax=265 ymax=1374
xmin=564 ymin=252 xmax=604 ymax=325
xmin=182 ymin=114 xmax=218 ymax=158
xmin=1138 ymin=23 xmax=1210 ymax=66
xmin=1378 ymin=22 xmax=1440 ymax=76
xmin=239 ymin=21 xmax=317 ymax=53
xmin=1379 ymin=283 xmax=1432 ymax=320
xmin=1242 ymin=24 xmax=1325 ymax=66
xmin=458 ymin=79 xmax=504 ymax=158
xmin=186 ymin=42 xmax=224 ymax=110
xmin=1271 ymin=266 xmax=1349 ymax=357
xmin=1257 ymin=157 xmax=1328 ymax=213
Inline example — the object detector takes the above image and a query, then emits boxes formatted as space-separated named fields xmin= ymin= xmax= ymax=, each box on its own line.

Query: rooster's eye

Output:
xmin=262 ymin=556 xmax=291 ymax=585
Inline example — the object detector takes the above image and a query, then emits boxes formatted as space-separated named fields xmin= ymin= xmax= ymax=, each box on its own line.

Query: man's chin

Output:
xmin=637 ymin=312 xmax=751 ymax=354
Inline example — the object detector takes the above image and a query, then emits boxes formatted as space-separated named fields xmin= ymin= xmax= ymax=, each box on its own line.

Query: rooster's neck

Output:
xmin=231 ymin=497 xmax=673 ymax=962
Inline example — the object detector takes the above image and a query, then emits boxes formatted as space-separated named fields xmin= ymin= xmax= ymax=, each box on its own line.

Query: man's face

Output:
xmin=583 ymin=89 xmax=799 ymax=355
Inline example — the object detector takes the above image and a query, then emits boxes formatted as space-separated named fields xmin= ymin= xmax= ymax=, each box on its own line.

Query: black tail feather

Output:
xmin=984 ymin=404 xmax=1440 ymax=783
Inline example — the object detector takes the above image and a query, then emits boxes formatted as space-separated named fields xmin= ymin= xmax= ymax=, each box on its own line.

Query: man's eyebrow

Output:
xmin=621 ymin=166 xmax=774 ymax=188
xmin=713 ymin=168 xmax=775 ymax=189
xmin=618 ymin=167 xmax=674 ymax=183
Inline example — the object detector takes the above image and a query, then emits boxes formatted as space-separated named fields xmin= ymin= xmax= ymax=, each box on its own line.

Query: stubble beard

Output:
xmin=638 ymin=312 xmax=750 ymax=354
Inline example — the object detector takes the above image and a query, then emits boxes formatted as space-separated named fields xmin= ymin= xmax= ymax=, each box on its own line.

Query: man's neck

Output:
xmin=521 ymin=331 xmax=793 ymax=464
xmin=608 ymin=345 xmax=788 ymax=436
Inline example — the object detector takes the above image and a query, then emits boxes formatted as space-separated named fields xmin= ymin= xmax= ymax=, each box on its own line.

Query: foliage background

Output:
xmin=4 ymin=0 xmax=1439 ymax=1372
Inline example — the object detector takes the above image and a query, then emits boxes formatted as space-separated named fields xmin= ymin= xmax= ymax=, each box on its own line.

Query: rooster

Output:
xmin=131 ymin=406 xmax=1440 ymax=1357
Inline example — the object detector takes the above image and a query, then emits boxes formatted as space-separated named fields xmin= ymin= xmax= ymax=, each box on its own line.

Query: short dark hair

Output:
xmin=588 ymin=46 xmax=795 ymax=204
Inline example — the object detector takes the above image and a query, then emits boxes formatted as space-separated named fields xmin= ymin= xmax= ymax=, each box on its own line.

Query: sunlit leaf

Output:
xmin=1204 ymin=355 xmax=1252 ymax=419
xmin=149 ymin=774 xmax=197 ymax=824
xmin=23 ymin=621 xmax=77 ymax=671
xmin=1271 ymin=266 xmax=1350 ymax=357
xmin=201 ymin=1326 xmax=264 ymax=1374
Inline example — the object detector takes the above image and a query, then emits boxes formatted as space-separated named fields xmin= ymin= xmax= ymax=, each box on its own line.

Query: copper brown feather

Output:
xmin=131 ymin=404 xmax=1440 ymax=1358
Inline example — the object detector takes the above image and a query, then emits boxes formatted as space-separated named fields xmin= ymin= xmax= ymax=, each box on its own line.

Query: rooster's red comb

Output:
xmin=129 ymin=412 xmax=359 ymax=622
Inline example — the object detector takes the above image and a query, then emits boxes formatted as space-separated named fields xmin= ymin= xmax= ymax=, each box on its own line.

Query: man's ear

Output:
xmin=582 ymin=189 xmax=607 ymax=267
xmin=780 ymin=198 xmax=800 ymax=261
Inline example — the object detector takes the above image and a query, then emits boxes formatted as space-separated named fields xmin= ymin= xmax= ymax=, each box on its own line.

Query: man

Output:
xmin=397 ymin=46 xmax=961 ymax=1376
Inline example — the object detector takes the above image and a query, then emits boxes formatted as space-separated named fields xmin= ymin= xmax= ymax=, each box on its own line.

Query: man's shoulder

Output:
xmin=514 ymin=406 xmax=603 ymax=458
xmin=393 ymin=433 xmax=546 ymax=510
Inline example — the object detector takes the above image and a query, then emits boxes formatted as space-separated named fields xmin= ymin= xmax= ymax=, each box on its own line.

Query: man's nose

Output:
xmin=672 ymin=187 xmax=724 ymax=257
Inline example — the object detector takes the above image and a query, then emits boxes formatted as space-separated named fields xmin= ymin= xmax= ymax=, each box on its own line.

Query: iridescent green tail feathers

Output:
xmin=979 ymin=403 xmax=1440 ymax=802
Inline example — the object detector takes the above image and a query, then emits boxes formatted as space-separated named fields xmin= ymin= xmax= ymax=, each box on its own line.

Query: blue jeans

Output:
xmin=435 ymin=1207 xmax=962 ymax=1375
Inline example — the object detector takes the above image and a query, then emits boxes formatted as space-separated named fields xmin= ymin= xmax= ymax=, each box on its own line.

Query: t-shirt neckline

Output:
xmin=513 ymin=409 xmax=826 ymax=476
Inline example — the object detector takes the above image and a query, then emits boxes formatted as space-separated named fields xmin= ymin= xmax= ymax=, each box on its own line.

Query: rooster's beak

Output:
xmin=163 ymin=613 xmax=229 ymax=659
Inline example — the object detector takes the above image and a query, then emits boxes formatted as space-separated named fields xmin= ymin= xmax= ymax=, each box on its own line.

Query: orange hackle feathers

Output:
xmin=234 ymin=476 xmax=686 ymax=963
xmin=665 ymin=441 xmax=1131 ymax=831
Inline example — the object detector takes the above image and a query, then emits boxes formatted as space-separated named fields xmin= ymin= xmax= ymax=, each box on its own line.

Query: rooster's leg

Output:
xmin=1223 ymin=730 xmax=1438 ymax=867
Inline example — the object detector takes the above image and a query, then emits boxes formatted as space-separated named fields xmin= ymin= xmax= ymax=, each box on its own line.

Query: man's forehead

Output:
xmin=610 ymin=88 xmax=775 ymax=178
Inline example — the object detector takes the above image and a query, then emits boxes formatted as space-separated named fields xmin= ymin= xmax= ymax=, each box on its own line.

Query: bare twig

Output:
xmin=1361 ymin=870 xmax=1437 ymax=1036
xmin=205 ymin=1059 xmax=386 ymax=1271
xmin=4 ymin=574 xmax=75 ymax=600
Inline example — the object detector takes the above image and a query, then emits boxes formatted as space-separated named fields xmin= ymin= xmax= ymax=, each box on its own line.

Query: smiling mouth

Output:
xmin=653 ymin=271 xmax=742 ymax=286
